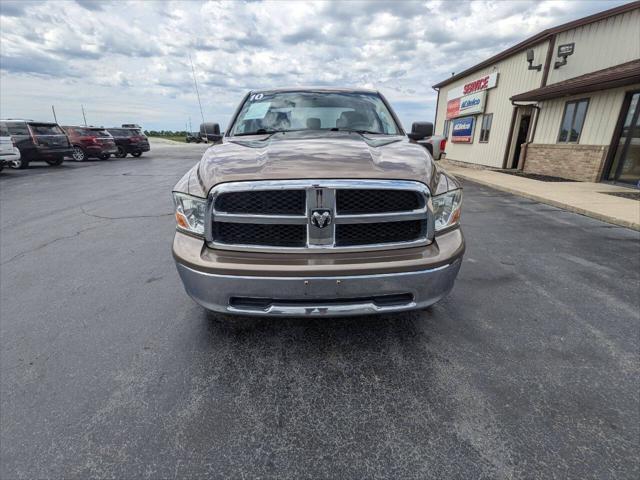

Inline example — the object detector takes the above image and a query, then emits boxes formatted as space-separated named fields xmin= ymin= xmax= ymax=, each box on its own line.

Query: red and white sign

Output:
xmin=446 ymin=72 xmax=499 ymax=101
xmin=446 ymin=98 xmax=461 ymax=120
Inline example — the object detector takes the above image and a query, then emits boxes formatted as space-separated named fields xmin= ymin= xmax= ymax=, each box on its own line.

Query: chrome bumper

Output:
xmin=175 ymin=258 xmax=462 ymax=317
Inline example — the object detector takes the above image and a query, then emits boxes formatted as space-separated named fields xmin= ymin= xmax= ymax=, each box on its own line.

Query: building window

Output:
xmin=479 ymin=114 xmax=493 ymax=143
xmin=443 ymin=120 xmax=450 ymax=138
xmin=558 ymin=99 xmax=589 ymax=143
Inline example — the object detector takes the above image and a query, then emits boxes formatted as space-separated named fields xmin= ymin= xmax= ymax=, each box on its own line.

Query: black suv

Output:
xmin=107 ymin=127 xmax=151 ymax=158
xmin=0 ymin=119 xmax=72 ymax=168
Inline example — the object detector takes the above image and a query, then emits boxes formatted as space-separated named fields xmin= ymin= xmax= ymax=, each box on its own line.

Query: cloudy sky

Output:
xmin=0 ymin=0 xmax=628 ymax=131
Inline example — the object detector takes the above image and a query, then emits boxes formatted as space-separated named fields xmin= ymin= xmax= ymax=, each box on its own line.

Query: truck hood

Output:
xmin=179 ymin=131 xmax=439 ymax=196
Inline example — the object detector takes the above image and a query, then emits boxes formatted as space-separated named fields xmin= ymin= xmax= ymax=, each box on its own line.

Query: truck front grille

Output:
xmin=207 ymin=180 xmax=433 ymax=253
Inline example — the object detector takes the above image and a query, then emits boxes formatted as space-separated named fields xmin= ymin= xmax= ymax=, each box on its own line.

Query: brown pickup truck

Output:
xmin=172 ymin=88 xmax=464 ymax=317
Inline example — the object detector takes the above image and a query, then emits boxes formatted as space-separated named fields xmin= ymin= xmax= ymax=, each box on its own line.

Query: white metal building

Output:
xmin=433 ymin=1 xmax=640 ymax=185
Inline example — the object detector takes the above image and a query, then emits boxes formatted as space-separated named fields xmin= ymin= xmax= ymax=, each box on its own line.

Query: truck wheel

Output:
xmin=45 ymin=157 xmax=64 ymax=166
xmin=11 ymin=157 xmax=29 ymax=169
xmin=115 ymin=146 xmax=127 ymax=158
xmin=98 ymin=153 xmax=110 ymax=160
xmin=132 ymin=151 xmax=142 ymax=157
xmin=72 ymin=146 xmax=86 ymax=162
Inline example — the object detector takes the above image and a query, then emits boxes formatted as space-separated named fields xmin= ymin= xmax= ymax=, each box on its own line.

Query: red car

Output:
xmin=62 ymin=126 xmax=118 ymax=161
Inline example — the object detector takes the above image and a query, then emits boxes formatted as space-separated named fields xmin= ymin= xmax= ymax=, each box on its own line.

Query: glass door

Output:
xmin=606 ymin=91 xmax=640 ymax=186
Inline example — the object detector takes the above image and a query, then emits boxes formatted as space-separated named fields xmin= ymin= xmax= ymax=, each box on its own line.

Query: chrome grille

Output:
xmin=206 ymin=180 xmax=434 ymax=253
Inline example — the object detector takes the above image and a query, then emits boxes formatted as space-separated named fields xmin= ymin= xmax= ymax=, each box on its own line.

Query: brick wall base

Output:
xmin=524 ymin=144 xmax=608 ymax=182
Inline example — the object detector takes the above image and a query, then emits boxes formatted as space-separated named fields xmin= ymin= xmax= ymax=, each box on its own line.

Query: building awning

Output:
xmin=510 ymin=59 xmax=640 ymax=102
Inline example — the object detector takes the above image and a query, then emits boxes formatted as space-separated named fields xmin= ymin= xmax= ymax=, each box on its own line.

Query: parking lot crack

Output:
xmin=80 ymin=207 xmax=172 ymax=220
xmin=1 ymin=223 xmax=107 ymax=266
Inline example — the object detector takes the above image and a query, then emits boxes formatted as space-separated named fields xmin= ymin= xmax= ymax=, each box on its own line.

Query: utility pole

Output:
xmin=189 ymin=116 xmax=192 ymax=132
xmin=188 ymin=54 xmax=206 ymax=126
xmin=81 ymin=105 xmax=87 ymax=126
xmin=51 ymin=105 xmax=58 ymax=123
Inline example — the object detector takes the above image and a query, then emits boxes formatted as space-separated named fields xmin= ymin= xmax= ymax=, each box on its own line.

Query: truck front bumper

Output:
xmin=173 ymin=228 xmax=464 ymax=317
xmin=176 ymin=259 xmax=461 ymax=317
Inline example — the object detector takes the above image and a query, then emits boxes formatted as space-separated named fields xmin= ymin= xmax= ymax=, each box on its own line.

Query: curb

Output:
xmin=452 ymin=171 xmax=640 ymax=232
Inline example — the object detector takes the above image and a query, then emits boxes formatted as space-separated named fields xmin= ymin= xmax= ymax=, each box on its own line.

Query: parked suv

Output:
xmin=62 ymin=126 xmax=117 ymax=161
xmin=0 ymin=119 xmax=72 ymax=168
xmin=172 ymin=88 xmax=464 ymax=317
xmin=0 ymin=122 xmax=21 ymax=171
xmin=107 ymin=127 xmax=151 ymax=157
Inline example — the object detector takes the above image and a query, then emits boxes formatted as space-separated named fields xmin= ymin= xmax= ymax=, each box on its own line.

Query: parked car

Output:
xmin=61 ymin=126 xmax=117 ymax=161
xmin=410 ymin=122 xmax=446 ymax=160
xmin=186 ymin=132 xmax=203 ymax=143
xmin=420 ymin=134 xmax=447 ymax=160
xmin=106 ymin=127 xmax=151 ymax=157
xmin=172 ymin=88 xmax=464 ymax=317
xmin=0 ymin=119 xmax=72 ymax=168
xmin=0 ymin=122 xmax=21 ymax=171
xmin=199 ymin=122 xmax=223 ymax=143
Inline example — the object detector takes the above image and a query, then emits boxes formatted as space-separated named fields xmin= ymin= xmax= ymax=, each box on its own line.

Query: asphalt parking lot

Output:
xmin=1 ymin=141 xmax=638 ymax=479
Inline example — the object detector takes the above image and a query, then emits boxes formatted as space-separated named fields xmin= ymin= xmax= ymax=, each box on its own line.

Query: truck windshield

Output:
xmin=230 ymin=91 xmax=401 ymax=136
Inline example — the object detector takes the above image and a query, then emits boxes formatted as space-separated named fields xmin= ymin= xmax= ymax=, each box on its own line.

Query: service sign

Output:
xmin=446 ymin=72 xmax=499 ymax=101
xmin=446 ymin=90 xmax=486 ymax=119
xmin=451 ymin=116 xmax=475 ymax=143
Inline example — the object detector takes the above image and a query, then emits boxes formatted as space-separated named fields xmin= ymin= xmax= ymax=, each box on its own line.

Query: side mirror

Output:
xmin=407 ymin=121 xmax=433 ymax=141
xmin=199 ymin=122 xmax=220 ymax=136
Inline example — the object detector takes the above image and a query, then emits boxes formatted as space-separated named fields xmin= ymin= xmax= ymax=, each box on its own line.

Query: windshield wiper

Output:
xmin=329 ymin=128 xmax=388 ymax=136
xmin=234 ymin=129 xmax=287 ymax=137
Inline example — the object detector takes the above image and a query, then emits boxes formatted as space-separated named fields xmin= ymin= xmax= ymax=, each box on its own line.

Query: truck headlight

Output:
xmin=432 ymin=189 xmax=462 ymax=232
xmin=173 ymin=192 xmax=206 ymax=236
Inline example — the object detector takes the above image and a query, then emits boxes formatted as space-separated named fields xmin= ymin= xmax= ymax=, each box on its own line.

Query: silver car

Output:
xmin=0 ymin=122 xmax=21 ymax=171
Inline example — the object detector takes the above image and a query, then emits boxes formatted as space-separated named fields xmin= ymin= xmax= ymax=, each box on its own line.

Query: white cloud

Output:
xmin=0 ymin=0 xmax=629 ymax=130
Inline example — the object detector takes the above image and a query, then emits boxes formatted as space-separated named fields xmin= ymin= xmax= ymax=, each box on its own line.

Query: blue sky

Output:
xmin=0 ymin=0 xmax=629 ymax=131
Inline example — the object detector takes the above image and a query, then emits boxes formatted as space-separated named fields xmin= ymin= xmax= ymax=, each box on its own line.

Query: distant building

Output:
xmin=433 ymin=1 xmax=640 ymax=186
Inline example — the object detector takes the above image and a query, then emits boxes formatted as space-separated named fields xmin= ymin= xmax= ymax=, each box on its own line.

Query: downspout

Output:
xmin=433 ymin=87 xmax=440 ymax=133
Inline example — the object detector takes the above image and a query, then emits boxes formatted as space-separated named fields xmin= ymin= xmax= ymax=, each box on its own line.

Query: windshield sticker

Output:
xmin=244 ymin=101 xmax=270 ymax=120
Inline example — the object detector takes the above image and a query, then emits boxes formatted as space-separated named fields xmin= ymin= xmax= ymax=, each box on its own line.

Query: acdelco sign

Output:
xmin=446 ymin=72 xmax=499 ymax=101
xmin=446 ymin=90 xmax=486 ymax=119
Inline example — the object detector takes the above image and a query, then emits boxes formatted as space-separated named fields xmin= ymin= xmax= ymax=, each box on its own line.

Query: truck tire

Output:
xmin=132 ymin=151 xmax=142 ymax=157
xmin=11 ymin=157 xmax=29 ymax=169
xmin=115 ymin=146 xmax=127 ymax=158
xmin=72 ymin=146 xmax=86 ymax=162
xmin=45 ymin=157 xmax=64 ymax=166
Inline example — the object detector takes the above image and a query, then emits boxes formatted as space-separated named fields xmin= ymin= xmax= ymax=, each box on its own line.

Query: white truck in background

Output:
xmin=411 ymin=122 xmax=446 ymax=160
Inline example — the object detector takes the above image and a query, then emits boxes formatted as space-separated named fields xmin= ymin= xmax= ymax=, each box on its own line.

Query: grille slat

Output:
xmin=213 ymin=223 xmax=306 ymax=247
xmin=336 ymin=189 xmax=421 ymax=214
xmin=215 ymin=190 xmax=305 ymax=215
xmin=336 ymin=220 xmax=426 ymax=246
